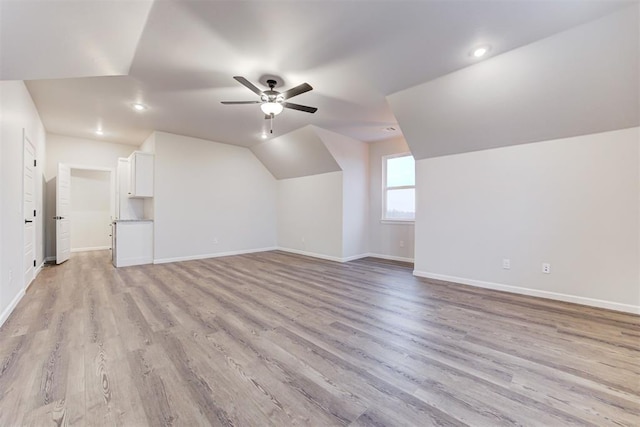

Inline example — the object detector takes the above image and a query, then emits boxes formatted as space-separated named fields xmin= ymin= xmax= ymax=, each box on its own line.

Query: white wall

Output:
xmin=414 ymin=128 xmax=640 ymax=313
xmin=277 ymin=172 xmax=343 ymax=260
xmin=70 ymin=169 xmax=111 ymax=251
xmin=44 ymin=133 xmax=135 ymax=258
xmin=368 ymin=136 xmax=415 ymax=261
xmin=0 ymin=80 xmax=46 ymax=325
xmin=153 ymin=131 xmax=277 ymax=263
xmin=139 ymin=132 xmax=155 ymax=153
xmin=318 ymin=128 xmax=369 ymax=259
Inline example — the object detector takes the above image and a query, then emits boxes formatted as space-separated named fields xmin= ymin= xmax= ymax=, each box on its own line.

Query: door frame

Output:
xmin=63 ymin=165 xmax=116 ymax=253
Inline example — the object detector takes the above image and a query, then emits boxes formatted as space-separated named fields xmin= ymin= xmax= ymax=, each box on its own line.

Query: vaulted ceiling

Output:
xmin=1 ymin=0 xmax=634 ymax=147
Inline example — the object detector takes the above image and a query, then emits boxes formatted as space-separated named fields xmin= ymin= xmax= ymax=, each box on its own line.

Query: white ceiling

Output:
xmin=0 ymin=0 xmax=154 ymax=80
xmin=389 ymin=5 xmax=640 ymax=159
xmin=2 ymin=0 xmax=633 ymax=147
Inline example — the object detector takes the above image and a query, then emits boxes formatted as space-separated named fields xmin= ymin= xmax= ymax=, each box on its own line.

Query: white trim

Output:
xmin=154 ymin=247 xmax=278 ymax=264
xmin=413 ymin=270 xmax=640 ymax=315
xmin=379 ymin=220 xmax=415 ymax=225
xmin=342 ymin=253 xmax=370 ymax=262
xmin=277 ymin=247 xmax=360 ymax=263
xmin=116 ymin=256 xmax=154 ymax=267
xmin=32 ymin=261 xmax=45 ymax=287
xmin=71 ymin=246 xmax=110 ymax=253
xmin=0 ymin=289 xmax=25 ymax=328
xmin=277 ymin=247 xmax=341 ymax=262
xmin=367 ymin=253 xmax=414 ymax=263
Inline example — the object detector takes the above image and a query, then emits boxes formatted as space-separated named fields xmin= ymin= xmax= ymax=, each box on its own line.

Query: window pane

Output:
xmin=385 ymin=188 xmax=415 ymax=219
xmin=386 ymin=155 xmax=415 ymax=187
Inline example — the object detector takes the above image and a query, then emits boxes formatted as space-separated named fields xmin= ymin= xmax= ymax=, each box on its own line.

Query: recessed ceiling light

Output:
xmin=133 ymin=103 xmax=147 ymax=111
xmin=95 ymin=129 xmax=104 ymax=136
xmin=471 ymin=45 xmax=491 ymax=58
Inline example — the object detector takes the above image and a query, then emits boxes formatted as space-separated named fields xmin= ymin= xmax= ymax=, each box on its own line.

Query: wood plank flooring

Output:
xmin=0 ymin=250 xmax=638 ymax=426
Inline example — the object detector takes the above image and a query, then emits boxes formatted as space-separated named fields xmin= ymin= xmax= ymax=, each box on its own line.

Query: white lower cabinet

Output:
xmin=112 ymin=220 xmax=153 ymax=267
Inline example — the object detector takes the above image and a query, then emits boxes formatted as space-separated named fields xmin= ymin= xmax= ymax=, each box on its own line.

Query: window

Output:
xmin=383 ymin=154 xmax=415 ymax=221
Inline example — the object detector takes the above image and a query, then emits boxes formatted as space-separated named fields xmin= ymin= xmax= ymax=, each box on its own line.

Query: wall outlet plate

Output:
xmin=502 ymin=259 xmax=511 ymax=269
xmin=542 ymin=263 xmax=551 ymax=274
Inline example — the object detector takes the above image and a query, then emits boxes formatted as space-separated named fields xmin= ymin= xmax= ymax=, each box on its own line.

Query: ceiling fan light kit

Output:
xmin=261 ymin=101 xmax=283 ymax=116
xmin=222 ymin=76 xmax=318 ymax=135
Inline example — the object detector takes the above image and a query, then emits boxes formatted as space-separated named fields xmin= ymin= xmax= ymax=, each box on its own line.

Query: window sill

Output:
xmin=380 ymin=219 xmax=415 ymax=225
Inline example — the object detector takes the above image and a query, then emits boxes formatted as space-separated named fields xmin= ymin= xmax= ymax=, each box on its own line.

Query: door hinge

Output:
xmin=33 ymin=260 xmax=36 ymax=267
xmin=34 ymin=159 xmax=37 ymax=167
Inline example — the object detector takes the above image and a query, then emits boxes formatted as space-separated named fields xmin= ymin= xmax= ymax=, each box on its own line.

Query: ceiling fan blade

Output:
xmin=233 ymin=76 xmax=263 ymax=96
xmin=221 ymin=101 xmax=261 ymax=104
xmin=281 ymin=83 xmax=313 ymax=100
xmin=282 ymin=102 xmax=318 ymax=113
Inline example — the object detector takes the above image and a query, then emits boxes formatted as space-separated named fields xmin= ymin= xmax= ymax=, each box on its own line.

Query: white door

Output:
xmin=23 ymin=134 xmax=36 ymax=286
xmin=56 ymin=163 xmax=71 ymax=264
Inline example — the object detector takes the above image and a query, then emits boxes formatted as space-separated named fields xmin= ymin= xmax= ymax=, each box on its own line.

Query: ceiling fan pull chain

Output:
xmin=270 ymin=114 xmax=274 ymax=133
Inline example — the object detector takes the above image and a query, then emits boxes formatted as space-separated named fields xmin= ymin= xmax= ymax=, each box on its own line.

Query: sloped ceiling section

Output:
xmin=250 ymin=126 xmax=341 ymax=180
xmin=0 ymin=0 xmax=154 ymax=80
xmin=388 ymin=5 xmax=640 ymax=160
xmin=314 ymin=126 xmax=367 ymax=171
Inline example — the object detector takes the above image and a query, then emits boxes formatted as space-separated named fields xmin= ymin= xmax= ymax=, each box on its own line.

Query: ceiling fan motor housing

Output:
xmin=262 ymin=80 xmax=284 ymax=103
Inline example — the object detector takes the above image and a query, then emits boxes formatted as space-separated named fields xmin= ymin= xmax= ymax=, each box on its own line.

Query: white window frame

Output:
xmin=381 ymin=153 xmax=415 ymax=223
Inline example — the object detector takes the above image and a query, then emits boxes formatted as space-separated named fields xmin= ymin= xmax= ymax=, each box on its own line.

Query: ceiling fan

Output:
xmin=221 ymin=76 xmax=318 ymax=119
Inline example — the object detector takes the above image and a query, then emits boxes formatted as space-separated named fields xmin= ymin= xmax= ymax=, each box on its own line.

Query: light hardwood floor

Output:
xmin=0 ymin=250 xmax=638 ymax=426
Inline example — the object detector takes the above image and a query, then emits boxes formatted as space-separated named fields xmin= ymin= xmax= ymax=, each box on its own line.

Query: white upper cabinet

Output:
xmin=128 ymin=151 xmax=154 ymax=198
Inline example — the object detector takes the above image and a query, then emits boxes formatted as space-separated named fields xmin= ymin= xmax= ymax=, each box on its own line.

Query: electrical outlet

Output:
xmin=542 ymin=263 xmax=551 ymax=274
xmin=399 ymin=240 xmax=405 ymax=248
xmin=301 ymin=236 xmax=305 ymax=243
xmin=213 ymin=237 xmax=218 ymax=244
xmin=502 ymin=259 xmax=511 ymax=270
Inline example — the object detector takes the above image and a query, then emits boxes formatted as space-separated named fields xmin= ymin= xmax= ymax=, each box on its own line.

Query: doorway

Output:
xmin=52 ymin=165 xmax=115 ymax=263
xmin=69 ymin=168 xmax=113 ymax=253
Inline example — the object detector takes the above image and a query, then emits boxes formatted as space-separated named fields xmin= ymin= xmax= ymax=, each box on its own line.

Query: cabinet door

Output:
xmin=111 ymin=223 xmax=117 ymax=266
xmin=129 ymin=152 xmax=154 ymax=197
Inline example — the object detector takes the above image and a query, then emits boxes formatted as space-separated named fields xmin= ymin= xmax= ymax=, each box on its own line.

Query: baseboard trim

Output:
xmin=276 ymin=247 xmax=343 ymax=262
xmin=277 ymin=247 xmax=371 ymax=263
xmin=342 ymin=253 xmax=371 ymax=262
xmin=116 ymin=256 xmax=154 ymax=267
xmin=413 ymin=270 xmax=640 ymax=315
xmin=45 ymin=256 xmax=56 ymax=263
xmin=275 ymin=248 xmax=413 ymax=264
xmin=0 ymin=289 xmax=26 ymax=328
xmin=154 ymin=247 xmax=278 ymax=265
xmin=29 ymin=261 xmax=45 ymax=290
xmin=366 ymin=253 xmax=414 ymax=263
xmin=71 ymin=246 xmax=110 ymax=253
xmin=34 ymin=261 xmax=44 ymax=277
